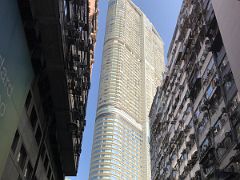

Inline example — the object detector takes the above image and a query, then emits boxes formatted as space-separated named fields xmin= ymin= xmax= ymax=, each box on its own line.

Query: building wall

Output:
xmin=0 ymin=1 xmax=64 ymax=179
xmin=1 ymin=0 xmax=96 ymax=179
xmin=1 ymin=86 xmax=61 ymax=180
xmin=89 ymin=0 xmax=164 ymax=179
xmin=0 ymin=0 xmax=33 ymax=176
xmin=212 ymin=0 xmax=240 ymax=93
xmin=150 ymin=0 xmax=240 ymax=179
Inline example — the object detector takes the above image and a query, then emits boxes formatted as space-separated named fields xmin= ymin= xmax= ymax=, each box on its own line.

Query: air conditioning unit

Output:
xmin=179 ymin=85 xmax=184 ymax=90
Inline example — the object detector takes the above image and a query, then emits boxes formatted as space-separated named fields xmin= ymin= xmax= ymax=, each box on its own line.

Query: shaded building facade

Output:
xmin=150 ymin=0 xmax=240 ymax=179
xmin=0 ymin=0 xmax=98 ymax=179
xmin=89 ymin=0 xmax=164 ymax=179
xmin=211 ymin=0 xmax=240 ymax=93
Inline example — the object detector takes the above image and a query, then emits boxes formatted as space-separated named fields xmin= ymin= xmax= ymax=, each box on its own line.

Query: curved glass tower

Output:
xmin=89 ymin=0 xmax=164 ymax=179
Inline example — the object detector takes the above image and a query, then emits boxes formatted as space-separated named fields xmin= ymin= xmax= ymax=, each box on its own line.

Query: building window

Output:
xmin=24 ymin=162 xmax=33 ymax=180
xmin=235 ymin=123 xmax=240 ymax=140
xmin=206 ymin=85 xmax=214 ymax=99
xmin=41 ymin=144 xmax=46 ymax=159
xmin=11 ymin=130 xmax=20 ymax=153
xmin=30 ymin=107 xmax=38 ymax=130
xmin=213 ymin=118 xmax=226 ymax=135
xmin=223 ymin=72 xmax=235 ymax=92
xmin=198 ymin=116 xmax=208 ymax=134
xmin=200 ymin=137 xmax=211 ymax=156
xmin=224 ymin=81 xmax=233 ymax=91
xmin=220 ymin=58 xmax=228 ymax=73
xmin=47 ymin=167 xmax=52 ymax=179
xmin=35 ymin=126 xmax=42 ymax=145
xmin=44 ymin=155 xmax=49 ymax=170
xmin=25 ymin=91 xmax=32 ymax=110
xmin=17 ymin=145 xmax=27 ymax=170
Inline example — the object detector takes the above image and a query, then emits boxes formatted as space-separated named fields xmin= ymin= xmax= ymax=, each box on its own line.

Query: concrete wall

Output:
xmin=1 ymin=86 xmax=62 ymax=180
xmin=212 ymin=0 xmax=240 ymax=92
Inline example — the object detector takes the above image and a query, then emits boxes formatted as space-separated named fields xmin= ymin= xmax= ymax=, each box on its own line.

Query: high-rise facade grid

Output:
xmin=89 ymin=0 xmax=164 ymax=179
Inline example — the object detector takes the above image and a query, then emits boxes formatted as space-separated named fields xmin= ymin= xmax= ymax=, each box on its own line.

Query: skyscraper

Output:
xmin=89 ymin=0 xmax=164 ymax=179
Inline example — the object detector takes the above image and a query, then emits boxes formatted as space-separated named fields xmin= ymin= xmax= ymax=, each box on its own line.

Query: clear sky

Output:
xmin=67 ymin=0 xmax=182 ymax=179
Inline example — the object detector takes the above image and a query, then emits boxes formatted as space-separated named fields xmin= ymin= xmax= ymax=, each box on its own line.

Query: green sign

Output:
xmin=0 ymin=0 xmax=33 ymax=176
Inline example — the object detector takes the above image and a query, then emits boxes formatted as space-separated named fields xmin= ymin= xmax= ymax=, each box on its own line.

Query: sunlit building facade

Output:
xmin=150 ymin=0 xmax=240 ymax=180
xmin=89 ymin=0 xmax=164 ymax=179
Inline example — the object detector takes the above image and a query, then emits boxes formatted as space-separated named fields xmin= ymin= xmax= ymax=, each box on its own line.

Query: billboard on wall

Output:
xmin=0 ymin=0 xmax=34 ymax=176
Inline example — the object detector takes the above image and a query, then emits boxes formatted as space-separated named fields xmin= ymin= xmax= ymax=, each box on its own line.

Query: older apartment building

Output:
xmin=150 ymin=0 xmax=240 ymax=179
xmin=0 ymin=0 xmax=98 ymax=179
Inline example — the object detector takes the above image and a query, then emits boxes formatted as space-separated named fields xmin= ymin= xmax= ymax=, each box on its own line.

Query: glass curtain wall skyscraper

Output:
xmin=89 ymin=0 xmax=164 ymax=179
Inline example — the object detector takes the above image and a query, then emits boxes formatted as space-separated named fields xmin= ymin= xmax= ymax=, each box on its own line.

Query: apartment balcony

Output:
xmin=202 ymin=164 xmax=216 ymax=179
xmin=171 ymin=118 xmax=177 ymax=125
xmin=190 ymin=163 xmax=201 ymax=178
xmin=186 ymin=139 xmax=194 ymax=152
xmin=197 ymin=116 xmax=211 ymax=144
xmin=199 ymin=137 xmax=215 ymax=164
xmin=175 ymin=43 xmax=184 ymax=63
xmin=190 ymin=170 xmax=201 ymax=180
xmin=213 ymin=117 xmax=231 ymax=144
xmin=206 ymin=17 xmax=219 ymax=43
xmin=187 ymin=151 xmax=198 ymax=171
xmin=188 ymin=143 xmax=197 ymax=158
xmin=216 ymin=131 xmax=234 ymax=162
xmin=202 ymin=0 xmax=210 ymax=10
xmin=220 ymin=63 xmax=231 ymax=84
xmin=180 ymin=148 xmax=187 ymax=162
xmin=164 ymin=166 xmax=172 ymax=179
xmin=215 ymin=46 xmax=226 ymax=67
xmin=207 ymin=95 xmax=225 ymax=123
xmin=175 ymin=129 xmax=184 ymax=144
xmin=184 ymin=123 xmax=192 ymax=134
xmin=180 ymin=167 xmax=189 ymax=180
xmin=230 ymin=151 xmax=240 ymax=166
xmin=205 ymin=2 xmax=215 ymax=25
xmin=189 ymin=72 xmax=202 ymax=101
xmin=225 ymin=82 xmax=238 ymax=104
xmin=229 ymin=101 xmax=240 ymax=127
xmin=152 ymin=171 xmax=160 ymax=180
xmin=214 ymin=167 xmax=240 ymax=180
xmin=171 ymin=154 xmax=178 ymax=168
xmin=179 ymin=160 xmax=187 ymax=177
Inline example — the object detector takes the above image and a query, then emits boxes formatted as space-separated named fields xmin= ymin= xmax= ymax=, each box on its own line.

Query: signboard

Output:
xmin=0 ymin=0 xmax=33 ymax=176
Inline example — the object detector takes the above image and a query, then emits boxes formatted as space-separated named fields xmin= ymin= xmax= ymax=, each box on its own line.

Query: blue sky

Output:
xmin=67 ymin=0 xmax=182 ymax=179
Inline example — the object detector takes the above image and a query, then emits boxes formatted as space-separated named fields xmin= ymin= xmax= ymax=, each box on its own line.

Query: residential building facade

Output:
xmin=89 ymin=0 xmax=164 ymax=179
xmin=0 ymin=0 xmax=98 ymax=179
xmin=150 ymin=0 xmax=240 ymax=179
xmin=211 ymin=0 xmax=240 ymax=92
